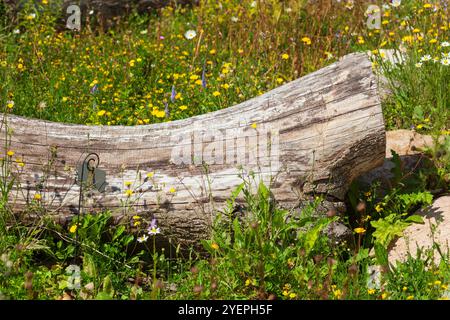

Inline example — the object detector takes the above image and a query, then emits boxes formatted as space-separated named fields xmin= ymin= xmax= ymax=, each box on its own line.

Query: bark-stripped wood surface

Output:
xmin=0 ymin=52 xmax=386 ymax=247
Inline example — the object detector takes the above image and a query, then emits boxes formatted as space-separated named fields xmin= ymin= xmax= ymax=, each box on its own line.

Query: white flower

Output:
xmin=29 ymin=13 xmax=36 ymax=19
xmin=442 ymin=52 xmax=450 ymax=59
xmin=184 ymin=30 xmax=197 ymax=40
xmin=415 ymin=62 xmax=423 ymax=68
xmin=148 ymin=226 xmax=161 ymax=235
xmin=441 ymin=58 xmax=450 ymax=66
xmin=13 ymin=29 xmax=20 ymax=34
xmin=250 ymin=1 xmax=257 ymax=8
xmin=231 ymin=16 xmax=239 ymax=22
xmin=285 ymin=7 xmax=292 ymax=13
xmin=345 ymin=0 xmax=354 ymax=10
xmin=391 ymin=0 xmax=401 ymax=7
xmin=420 ymin=54 xmax=432 ymax=62
xmin=140 ymin=30 xmax=148 ymax=35
xmin=441 ymin=41 xmax=450 ymax=47
xmin=137 ymin=234 xmax=149 ymax=243
xmin=89 ymin=10 xmax=94 ymax=15
xmin=38 ymin=101 xmax=47 ymax=110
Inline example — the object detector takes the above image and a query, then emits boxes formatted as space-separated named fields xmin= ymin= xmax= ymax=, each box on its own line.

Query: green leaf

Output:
xmin=95 ymin=292 xmax=113 ymax=300
xmin=371 ymin=215 xmax=409 ymax=247
xmin=303 ymin=219 xmax=329 ymax=255
xmin=405 ymin=214 xmax=424 ymax=224
xmin=374 ymin=243 xmax=389 ymax=266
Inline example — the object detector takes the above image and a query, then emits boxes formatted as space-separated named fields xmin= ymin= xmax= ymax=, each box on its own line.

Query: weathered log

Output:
xmin=0 ymin=52 xmax=386 ymax=247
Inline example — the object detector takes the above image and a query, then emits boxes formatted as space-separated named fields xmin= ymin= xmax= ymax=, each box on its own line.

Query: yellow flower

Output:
xmin=354 ymin=227 xmax=366 ymax=234
xmin=282 ymin=290 xmax=289 ymax=296
xmin=301 ymin=37 xmax=312 ymax=45
xmin=62 ymin=97 xmax=68 ymax=102
xmin=7 ymin=101 xmax=14 ymax=109
xmin=17 ymin=63 xmax=24 ymax=71
xmin=281 ymin=53 xmax=289 ymax=60
xmin=402 ymin=286 xmax=408 ymax=291
xmin=365 ymin=191 xmax=371 ymax=197
xmin=42 ymin=0 xmax=48 ymax=4
xmin=129 ymin=60 xmax=135 ymax=67
xmin=34 ymin=194 xmax=42 ymax=201
xmin=209 ymin=49 xmax=216 ymax=55
xmin=125 ymin=189 xmax=133 ymax=197
xmin=213 ymin=91 xmax=221 ymax=97
xmin=434 ymin=280 xmax=442 ymax=286
xmin=368 ymin=289 xmax=376 ymax=295
xmin=124 ymin=181 xmax=132 ymax=187
xmin=245 ymin=279 xmax=251 ymax=286
xmin=69 ymin=224 xmax=77 ymax=233
xmin=429 ymin=39 xmax=438 ymax=44
xmin=375 ymin=204 xmax=383 ymax=212
xmin=146 ymin=172 xmax=154 ymax=178
xmin=381 ymin=292 xmax=388 ymax=300
xmin=416 ymin=124 xmax=423 ymax=129
xmin=169 ymin=187 xmax=176 ymax=193
xmin=289 ymin=292 xmax=297 ymax=299
xmin=6 ymin=150 xmax=14 ymax=157
xmin=179 ymin=105 xmax=188 ymax=111
xmin=133 ymin=215 xmax=141 ymax=220
xmin=251 ymin=123 xmax=257 ymax=129
xmin=423 ymin=3 xmax=432 ymax=9
xmin=333 ymin=289 xmax=342 ymax=299
xmin=211 ymin=242 xmax=219 ymax=250
xmin=406 ymin=295 xmax=414 ymax=300
xmin=97 ymin=110 xmax=106 ymax=116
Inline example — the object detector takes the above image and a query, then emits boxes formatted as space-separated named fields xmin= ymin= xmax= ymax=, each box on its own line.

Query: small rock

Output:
xmin=84 ymin=282 xmax=94 ymax=291
xmin=324 ymin=221 xmax=353 ymax=247
xmin=358 ymin=130 xmax=435 ymax=191
xmin=388 ymin=196 xmax=450 ymax=266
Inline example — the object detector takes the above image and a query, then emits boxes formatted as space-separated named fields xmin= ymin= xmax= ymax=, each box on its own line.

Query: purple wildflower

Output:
xmin=170 ymin=85 xmax=176 ymax=103
xmin=90 ymin=84 xmax=98 ymax=94
xmin=201 ymin=66 xmax=207 ymax=89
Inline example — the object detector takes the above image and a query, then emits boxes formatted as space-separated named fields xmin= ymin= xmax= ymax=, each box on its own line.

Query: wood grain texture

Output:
xmin=0 ymin=52 xmax=386 ymax=246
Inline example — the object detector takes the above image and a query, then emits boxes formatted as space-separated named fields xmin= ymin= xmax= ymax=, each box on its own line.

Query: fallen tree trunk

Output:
xmin=0 ymin=52 xmax=386 ymax=247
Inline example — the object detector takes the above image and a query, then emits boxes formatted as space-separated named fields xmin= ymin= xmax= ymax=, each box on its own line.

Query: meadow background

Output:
xmin=0 ymin=0 xmax=449 ymax=300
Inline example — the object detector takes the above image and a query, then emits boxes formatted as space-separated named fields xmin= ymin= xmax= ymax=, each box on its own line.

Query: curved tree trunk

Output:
xmin=0 ymin=53 xmax=386 ymax=247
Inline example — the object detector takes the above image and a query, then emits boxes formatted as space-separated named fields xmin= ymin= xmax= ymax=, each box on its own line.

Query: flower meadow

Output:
xmin=0 ymin=0 xmax=449 ymax=301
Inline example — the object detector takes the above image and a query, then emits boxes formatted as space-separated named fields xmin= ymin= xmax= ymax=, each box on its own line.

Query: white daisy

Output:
xmin=442 ymin=52 xmax=450 ymax=59
xmin=420 ymin=54 xmax=432 ymax=62
xmin=415 ymin=62 xmax=423 ymax=68
xmin=441 ymin=58 xmax=450 ymax=66
xmin=391 ymin=0 xmax=401 ymax=8
xmin=441 ymin=41 xmax=450 ymax=47
xmin=184 ymin=30 xmax=197 ymax=40
xmin=137 ymin=234 xmax=149 ymax=243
